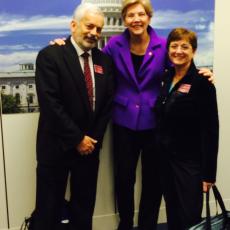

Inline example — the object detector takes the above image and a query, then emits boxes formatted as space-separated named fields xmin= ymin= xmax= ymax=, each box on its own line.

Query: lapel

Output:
xmin=173 ymin=61 xmax=196 ymax=93
xmin=116 ymin=27 xmax=164 ymax=89
xmin=138 ymin=27 xmax=164 ymax=87
xmin=91 ymin=48 xmax=105 ymax=113
xmin=63 ymin=37 xmax=91 ymax=112
xmin=117 ymin=30 xmax=139 ymax=88
xmin=166 ymin=61 xmax=196 ymax=97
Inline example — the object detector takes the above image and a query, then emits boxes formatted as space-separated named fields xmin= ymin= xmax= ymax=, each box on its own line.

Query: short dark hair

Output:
xmin=166 ymin=28 xmax=197 ymax=51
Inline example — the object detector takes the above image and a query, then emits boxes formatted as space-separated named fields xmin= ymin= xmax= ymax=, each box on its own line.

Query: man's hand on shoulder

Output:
xmin=198 ymin=67 xmax=214 ymax=83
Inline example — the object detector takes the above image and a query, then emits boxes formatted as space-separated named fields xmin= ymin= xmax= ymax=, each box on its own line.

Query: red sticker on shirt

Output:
xmin=94 ymin=65 xmax=104 ymax=74
xmin=177 ymin=84 xmax=191 ymax=93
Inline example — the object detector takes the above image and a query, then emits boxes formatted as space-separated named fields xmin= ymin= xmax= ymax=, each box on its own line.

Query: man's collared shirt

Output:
xmin=71 ymin=36 xmax=95 ymax=110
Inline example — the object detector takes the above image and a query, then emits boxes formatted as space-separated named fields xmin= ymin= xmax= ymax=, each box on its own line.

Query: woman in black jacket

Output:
xmin=155 ymin=28 xmax=219 ymax=230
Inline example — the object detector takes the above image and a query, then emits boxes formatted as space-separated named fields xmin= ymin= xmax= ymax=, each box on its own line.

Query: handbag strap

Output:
xmin=205 ymin=185 xmax=228 ymax=230
xmin=212 ymin=185 xmax=228 ymax=221
xmin=212 ymin=185 xmax=227 ymax=213
xmin=205 ymin=189 xmax=211 ymax=230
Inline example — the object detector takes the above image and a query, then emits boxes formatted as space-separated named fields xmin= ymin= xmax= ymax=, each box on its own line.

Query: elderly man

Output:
xmin=33 ymin=3 xmax=113 ymax=230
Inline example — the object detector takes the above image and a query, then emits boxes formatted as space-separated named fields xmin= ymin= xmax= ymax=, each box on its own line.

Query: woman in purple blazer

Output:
xmin=103 ymin=1 xmax=213 ymax=229
xmin=103 ymin=1 xmax=166 ymax=229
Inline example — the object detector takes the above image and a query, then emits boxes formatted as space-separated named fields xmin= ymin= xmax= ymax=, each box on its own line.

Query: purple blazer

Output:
xmin=103 ymin=26 xmax=168 ymax=130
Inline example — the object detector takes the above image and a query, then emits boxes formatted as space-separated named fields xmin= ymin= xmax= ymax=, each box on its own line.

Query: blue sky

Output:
xmin=0 ymin=0 xmax=214 ymax=14
xmin=0 ymin=0 xmax=214 ymax=70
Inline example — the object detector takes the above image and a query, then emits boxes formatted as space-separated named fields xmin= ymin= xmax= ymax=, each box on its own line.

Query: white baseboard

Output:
xmin=92 ymin=206 xmax=167 ymax=230
xmin=6 ymin=199 xmax=230 ymax=230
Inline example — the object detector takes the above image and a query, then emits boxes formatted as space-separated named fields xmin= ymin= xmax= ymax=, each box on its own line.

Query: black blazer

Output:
xmin=155 ymin=62 xmax=219 ymax=182
xmin=35 ymin=37 xmax=114 ymax=164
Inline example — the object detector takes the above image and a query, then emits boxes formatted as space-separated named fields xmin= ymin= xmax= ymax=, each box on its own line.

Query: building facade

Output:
xmin=0 ymin=0 xmax=124 ymax=113
xmin=0 ymin=63 xmax=38 ymax=113
xmin=82 ymin=0 xmax=124 ymax=48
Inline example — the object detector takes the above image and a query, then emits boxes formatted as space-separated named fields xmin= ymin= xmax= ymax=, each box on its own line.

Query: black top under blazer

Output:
xmin=35 ymin=37 xmax=114 ymax=164
xmin=155 ymin=62 xmax=219 ymax=183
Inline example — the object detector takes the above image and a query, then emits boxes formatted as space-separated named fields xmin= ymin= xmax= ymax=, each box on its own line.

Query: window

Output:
xmin=15 ymin=93 xmax=20 ymax=104
xmin=119 ymin=18 xmax=122 ymax=26
xmin=28 ymin=64 xmax=34 ymax=70
xmin=27 ymin=94 xmax=34 ymax=104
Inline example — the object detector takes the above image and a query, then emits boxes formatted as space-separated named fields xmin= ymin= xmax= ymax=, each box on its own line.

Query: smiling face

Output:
xmin=168 ymin=39 xmax=196 ymax=68
xmin=124 ymin=3 xmax=150 ymax=37
xmin=71 ymin=11 xmax=104 ymax=51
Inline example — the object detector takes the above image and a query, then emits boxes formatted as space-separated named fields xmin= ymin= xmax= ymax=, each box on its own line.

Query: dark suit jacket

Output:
xmin=35 ymin=37 xmax=114 ymax=164
xmin=155 ymin=62 xmax=219 ymax=182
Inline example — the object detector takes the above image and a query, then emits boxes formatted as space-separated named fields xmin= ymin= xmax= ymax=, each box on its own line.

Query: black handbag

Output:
xmin=20 ymin=211 xmax=34 ymax=230
xmin=20 ymin=199 xmax=70 ymax=230
xmin=188 ymin=185 xmax=230 ymax=230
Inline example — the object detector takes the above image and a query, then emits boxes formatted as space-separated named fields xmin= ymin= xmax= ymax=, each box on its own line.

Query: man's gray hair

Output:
xmin=73 ymin=3 xmax=104 ymax=22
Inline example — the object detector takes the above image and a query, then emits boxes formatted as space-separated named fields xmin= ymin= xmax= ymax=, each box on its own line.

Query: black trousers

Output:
xmin=161 ymin=153 xmax=203 ymax=230
xmin=113 ymin=124 xmax=162 ymax=230
xmin=33 ymin=151 xmax=99 ymax=230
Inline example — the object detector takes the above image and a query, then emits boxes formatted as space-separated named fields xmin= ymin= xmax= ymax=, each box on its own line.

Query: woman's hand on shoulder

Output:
xmin=49 ymin=37 xmax=66 ymax=46
xmin=203 ymin=181 xmax=214 ymax=192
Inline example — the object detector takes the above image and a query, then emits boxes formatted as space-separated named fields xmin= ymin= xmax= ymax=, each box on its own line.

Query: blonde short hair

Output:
xmin=121 ymin=0 xmax=153 ymax=19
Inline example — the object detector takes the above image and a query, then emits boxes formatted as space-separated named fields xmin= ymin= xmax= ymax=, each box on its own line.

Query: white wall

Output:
xmin=213 ymin=0 xmax=230 ymax=207
xmin=0 ymin=116 xmax=8 ymax=230
xmin=1 ymin=114 xmax=37 ymax=230
xmin=0 ymin=116 xmax=143 ymax=230
xmin=0 ymin=0 xmax=230 ymax=229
